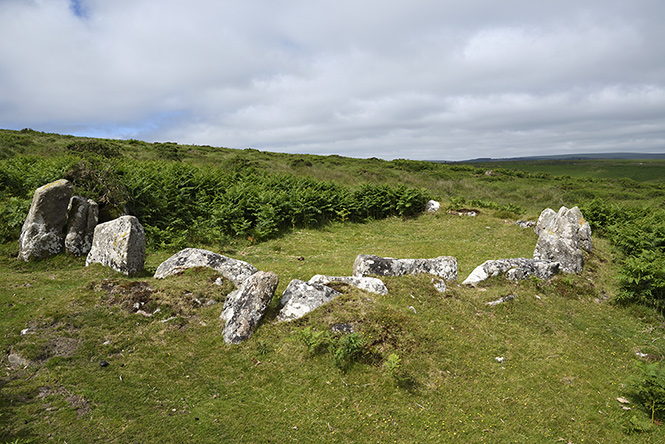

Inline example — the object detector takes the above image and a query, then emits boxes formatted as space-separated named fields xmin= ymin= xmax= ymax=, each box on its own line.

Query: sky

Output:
xmin=1 ymin=0 xmax=664 ymax=161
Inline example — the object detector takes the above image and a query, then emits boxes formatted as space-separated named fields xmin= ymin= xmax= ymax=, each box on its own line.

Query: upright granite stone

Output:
xmin=65 ymin=196 xmax=99 ymax=256
xmin=533 ymin=206 xmax=592 ymax=273
xmin=462 ymin=258 xmax=560 ymax=287
xmin=277 ymin=279 xmax=341 ymax=322
xmin=18 ymin=179 xmax=73 ymax=261
xmin=154 ymin=248 xmax=257 ymax=287
xmin=308 ymin=275 xmax=388 ymax=295
xmin=221 ymin=271 xmax=279 ymax=344
xmin=353 ymin=254 xmax=457 ymax=281
xmin=86 ymin=215 xmax=145 ymax=275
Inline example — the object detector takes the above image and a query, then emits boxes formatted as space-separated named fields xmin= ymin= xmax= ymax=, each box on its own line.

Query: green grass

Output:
xmin=2 ymin=211 xmax=665 ymax=443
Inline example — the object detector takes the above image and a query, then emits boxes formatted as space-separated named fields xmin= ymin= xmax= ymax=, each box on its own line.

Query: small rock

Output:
xmin=332 ymin=323 xmax=355 ymax=334
xmin=100 ymin=360 xmax=109 ymax=367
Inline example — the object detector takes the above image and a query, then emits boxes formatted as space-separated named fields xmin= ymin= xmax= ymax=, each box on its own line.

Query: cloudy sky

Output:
xmin=1 ymin=0 xmax=664 ymax=160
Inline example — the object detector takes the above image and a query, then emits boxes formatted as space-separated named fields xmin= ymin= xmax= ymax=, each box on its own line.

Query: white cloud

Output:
xmin=0 ymin=0 xmax=664 ymax=160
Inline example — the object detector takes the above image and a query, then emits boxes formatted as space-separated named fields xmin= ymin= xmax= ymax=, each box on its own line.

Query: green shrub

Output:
xmin=0 ymin=197 xmax=30 ymax=242
xmin=630 ymin=362 xmax=665 ymax=422
xmin=616 ymin=251 xmax=665 ymax=311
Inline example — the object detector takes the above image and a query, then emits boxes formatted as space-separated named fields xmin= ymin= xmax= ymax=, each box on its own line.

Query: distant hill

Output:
xmin=451 ymin=152 xmax=665 ymax=162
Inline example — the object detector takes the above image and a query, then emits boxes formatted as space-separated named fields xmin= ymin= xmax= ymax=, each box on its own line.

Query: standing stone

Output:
xmin=65 ymin=196 xmax=99 ymax=256
xmin=86 ymin=215 xmax=145 ymax=275
xmin=277 ymin=279 xmax=341 ymax=322
xmin=18 ymin=179 xmax=74 ymax=261
xmin=533 ymin=206 xmax=592 ymax=274
xmin=154 ymin=248 xmax=257 ymax=287
xmin=221 ymin=271 xmax=279 ymax=344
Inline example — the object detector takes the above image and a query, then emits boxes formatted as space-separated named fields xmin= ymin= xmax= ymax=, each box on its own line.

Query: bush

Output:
xmin=630 ymin=362 xmax=665 ymax=422
xmin=616 ymin=251 xmax=665 ymax=312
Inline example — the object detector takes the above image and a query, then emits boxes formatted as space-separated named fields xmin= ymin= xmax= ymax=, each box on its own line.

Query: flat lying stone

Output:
xmin=308 ymin=275 xmax=388 ymax=295
xmin=154 ymin=248 xmax=257 ymax=286
xmin=462 ymin=258 xmax=559 ymax=287
xmin=277 ymin=279 xmax=341 ymax=322
xmin=221 ymin=271 xmax=279 ymax=344
xmin=353 ymin=254 xmax=457 ymax=281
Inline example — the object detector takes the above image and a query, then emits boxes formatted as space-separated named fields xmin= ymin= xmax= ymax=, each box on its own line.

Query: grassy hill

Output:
xmin=1 ymin=129 xmax=665 ymax=442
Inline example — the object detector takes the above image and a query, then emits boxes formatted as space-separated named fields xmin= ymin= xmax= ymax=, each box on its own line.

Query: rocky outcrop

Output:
xmin=221 ymin=271 xmax=279 ymax=344
xmin=18 ymin=179 xmax=74 ymax=261
xmin=308 ymin=275 xmax=388 ymax=295
xmin=154 ymin=248 xmax=257 ymax=286
xmin=426 ymin=200 xmax=441 ymax=213
xmin=277 ymin=280 xmax=341 ymax=322
xmin=65 ymin=196 xmax=99 ymax=256
xmin=86 ymin=215 xmax=146 ymax=275
xmin=353 ymin=254 xmax=457 ymax=281
xmin=533 ymin=206 xmax=592 ymax=273
xmin=462 ymin=258 xmax=559 ymax=287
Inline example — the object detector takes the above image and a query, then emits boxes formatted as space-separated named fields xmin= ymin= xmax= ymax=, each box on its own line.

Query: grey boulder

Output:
xmin=277 ymin=279 xmax=341 ymax=322
xmin=154 ymin=248 xmax=257 ymax=286
xmin=462 ymin=258 xmax=560 ymax=287
xmin=353 ymin=254 xmax=457 ymax=281
xmin=308 ymin=275 xmax=388 ymax=295
xmin=533 ymin=206 xmax=592 ymax=273
xmin=18 ymin=179 xmax=74 ymax=261
xmin=221 ymin=271 xmax=279 ymax=344
xmin=86 ymin=215 xmax=146 ymax=275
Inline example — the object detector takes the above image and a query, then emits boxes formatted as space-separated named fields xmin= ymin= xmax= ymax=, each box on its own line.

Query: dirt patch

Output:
xmin=38 ymin=385 xmax=91 ymax=417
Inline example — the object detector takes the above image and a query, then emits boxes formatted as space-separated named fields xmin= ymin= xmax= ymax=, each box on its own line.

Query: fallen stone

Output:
xmin=515 ymin=220 xmax=536 ymax=229
xmin=488 ymin=294 xmax=516 ymax=306
xmin=65 ymin=196 xmax=99 ymax=256
xmin=426 ymin=200 xmax=441 ymax=213
xmin=462 ymin=258 xmax=560 ymax=287
xmin=154 ymin=248 xmax=257 ymax=287
xmin=86 ymin=215 xmax=146 ymax=275
xmin=432 ymin=278 xmax=447 ymax=293
xmin=353 ymin=254 xmax=457 ymax=281
xmin=277 ymin=279 xmax=341 ymax=322
xmin=221 ymin=271 xmax=279 ymax=344
xmin=308 ymin=275 xmax=388 ymax=295
xmin=18 ymin=179 xmax=73 ymax=261
xmin=8 ymin=352 xmax=31 ymax=368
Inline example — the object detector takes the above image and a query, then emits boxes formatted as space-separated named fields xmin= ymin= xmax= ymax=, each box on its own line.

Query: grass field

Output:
xmin=1 ymin=129 xmax=665 ymax=442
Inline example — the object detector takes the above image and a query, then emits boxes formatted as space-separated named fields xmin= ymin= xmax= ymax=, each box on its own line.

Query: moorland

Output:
xmin=1 ymin=128 xmax=665 ymax=443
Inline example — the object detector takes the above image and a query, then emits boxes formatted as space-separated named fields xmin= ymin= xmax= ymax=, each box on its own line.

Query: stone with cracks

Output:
xmin=533 ymin=206 xmax=592 ymax=273
xmin=221 ymin=271 xmax=279 ymax=344
xmin=277 ymin=279 xmax=341 ymax=322
xmin=462 ymin=258 xmax=560 ymax=287
xmin=353 ymin=254 xmax=457 ymax=281
xmin=308 ymin=275 xmax=388 ymax=295
xmin=86 ymin=216 xmax=145 ymax=275
xmin=18 ymin=179 xmax=74 ymax=261
xmin=65 ymin=196 xmax=99 ymax=256
xmin=154 ymin=248 xmax=257 ymax=287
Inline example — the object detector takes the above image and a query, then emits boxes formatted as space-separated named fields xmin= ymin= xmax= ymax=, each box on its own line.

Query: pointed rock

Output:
xmin=18 ymin=179 xmax=73 ymax=261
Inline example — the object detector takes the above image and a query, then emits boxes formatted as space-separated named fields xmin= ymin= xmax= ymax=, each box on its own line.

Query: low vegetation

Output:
xmin=1 ymin=128 xmax=665 ymax=443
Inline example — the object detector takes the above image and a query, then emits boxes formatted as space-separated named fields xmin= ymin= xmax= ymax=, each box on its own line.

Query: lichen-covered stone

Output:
xmin=85 ymin=215 xmax=145 ymax=275
xmin=533 ymin=206 xmax=592 ymax=273
xmin=18 ymin=179 xmax=73 ymax=261
xmin=462 ymin=258 xmax=559 ymax=287
xmin=308 ymin=275 xmax=388 ymax=295
xmin=65 ymin=196 xmax=98 ymax=256
xmin=426 ymin=200 xmax=441 ymax=213
xmin=154 ymin=248 xmax=257 ymax=286
xmin=221 ymin=271 xmax=279 ymax=344
xmin=352 ymin=254 xmax=457 ymax=281
xmin=277 ymin=279 xmax=341 ymax=322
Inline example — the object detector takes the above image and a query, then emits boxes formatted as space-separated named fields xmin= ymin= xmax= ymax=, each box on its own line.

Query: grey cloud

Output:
xmin=0 ymin=0 xmax=663 ymax=160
